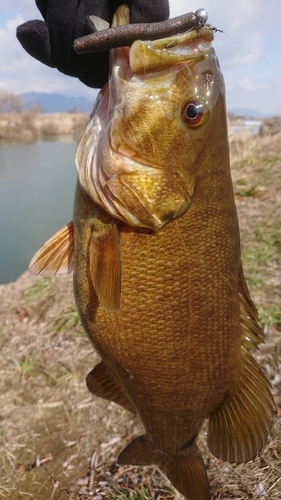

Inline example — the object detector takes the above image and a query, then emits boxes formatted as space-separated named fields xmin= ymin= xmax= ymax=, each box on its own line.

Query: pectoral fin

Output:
xmin=29 ymin=222 xmax=74 ymax=275
xmin=86 ymin=361 xmax=136 ymax=413
xmin=89 ymin=219 xmax=121 ymax=311
xmin=118 ymin=436 xmax=210 ymax=500
xmin=208 ymin=271 xmax=274 ymax=464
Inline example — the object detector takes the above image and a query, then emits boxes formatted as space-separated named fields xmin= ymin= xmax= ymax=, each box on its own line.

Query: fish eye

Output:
xmin=181 ymin=100 xmax=208 ymax=127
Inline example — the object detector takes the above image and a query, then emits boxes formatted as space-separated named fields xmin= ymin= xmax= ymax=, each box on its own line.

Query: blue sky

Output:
xmin=0 ymin=0 xmax=281 ymax=115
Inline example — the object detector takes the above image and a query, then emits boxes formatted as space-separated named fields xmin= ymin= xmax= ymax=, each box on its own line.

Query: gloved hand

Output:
xmin=16 ymin=0 xmax=170 ymax=89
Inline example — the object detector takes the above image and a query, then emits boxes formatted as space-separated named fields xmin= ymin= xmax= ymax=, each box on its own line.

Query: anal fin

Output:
xmin=118 ymin=435 xmax=162 ymax=466
xmin=29 ymin=222 xmax=74 ymax=275
xmin=86 ymin=361 xmax=136 ymax=413
xmin=118 ymin=435 xmax=210 ymax=500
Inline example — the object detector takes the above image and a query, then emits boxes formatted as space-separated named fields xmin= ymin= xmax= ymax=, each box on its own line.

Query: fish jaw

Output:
xmin=75 ymin=27 xmax=225 ymax=231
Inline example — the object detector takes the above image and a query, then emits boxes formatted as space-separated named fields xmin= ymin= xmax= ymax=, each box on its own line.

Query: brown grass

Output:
xmin=0 ymin=131 xmax=281 ymax=499
xmin=0 ymin=111 xmax=88 ymax=142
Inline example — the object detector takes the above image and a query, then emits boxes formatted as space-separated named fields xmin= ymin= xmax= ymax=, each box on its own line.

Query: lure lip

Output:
xmin=73 ymin=10 xmax=217 ymax=55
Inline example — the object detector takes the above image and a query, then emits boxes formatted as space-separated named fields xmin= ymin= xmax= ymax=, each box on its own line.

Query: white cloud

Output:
xmin=1 ymin=0 xmax=42 ymax=21
xmin=240 ymin=79 xmax=255 ymax=92
xmin=227 ymin=78 xmax=256 ymax=92
xmin=225 ymin=74 xmax=281 ymax=115
xmin=0 ymin=14 xmax=95 ymax=98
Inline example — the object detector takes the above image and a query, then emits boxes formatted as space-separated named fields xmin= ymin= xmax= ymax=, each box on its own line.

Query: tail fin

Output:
xmin=164 ymin=452 xmax=210 ymax=500
xmin=118 ymin=435 xmax=210 ymax=500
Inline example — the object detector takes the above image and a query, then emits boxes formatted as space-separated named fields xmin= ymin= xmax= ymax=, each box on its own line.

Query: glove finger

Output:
xmin=35 ymin=0 xmax=49 ymax=21
xmin=16 ymin=20 xmax=55 ymax=68
xmin=75 ymin=52 xmax=109 ymax=88
xmin=47 ymin=0 xmax=79 ymax=70
xmin=129 ymin=0 xmax=170 ymax=23
xmin=48 ymin=0 xmax=111 ymax=86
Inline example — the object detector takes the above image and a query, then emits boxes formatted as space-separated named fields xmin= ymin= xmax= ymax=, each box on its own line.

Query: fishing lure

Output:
xmin=74 ymin=8 xmax=221 ymax=54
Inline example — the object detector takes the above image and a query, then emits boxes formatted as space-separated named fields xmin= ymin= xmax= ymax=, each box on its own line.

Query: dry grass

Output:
xmin=0 ymin=131 xmax=281 ymax=499
xmin=0 ymin=111 xmax=88 ymax=142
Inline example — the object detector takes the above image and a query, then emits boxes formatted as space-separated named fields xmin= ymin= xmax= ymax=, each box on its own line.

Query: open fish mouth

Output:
xmin=75 ymin=23 xmax=220 ymax=230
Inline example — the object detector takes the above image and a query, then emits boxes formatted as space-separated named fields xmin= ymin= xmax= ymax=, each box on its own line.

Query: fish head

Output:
xmin=75 ymin=6 xmax=226 ymax=230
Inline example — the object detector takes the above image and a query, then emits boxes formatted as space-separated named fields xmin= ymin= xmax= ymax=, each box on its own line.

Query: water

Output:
xmin=0 ymin=139 xmax=77 ymax=284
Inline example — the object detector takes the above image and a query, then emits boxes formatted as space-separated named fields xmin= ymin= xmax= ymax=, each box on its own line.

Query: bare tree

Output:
xmin=0 ymin=90 xmax=24 ymax=113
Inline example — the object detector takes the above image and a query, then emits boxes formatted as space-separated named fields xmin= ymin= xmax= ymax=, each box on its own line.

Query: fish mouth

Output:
xmin=129 ymin=27 xmax=215 ymax=74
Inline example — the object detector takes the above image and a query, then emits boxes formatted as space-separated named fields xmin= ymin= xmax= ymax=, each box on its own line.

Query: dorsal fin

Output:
xmin=29 ymin=222 xmax=74 ymax=276
xmin=207 ymin=270 xmax=274 ymax=463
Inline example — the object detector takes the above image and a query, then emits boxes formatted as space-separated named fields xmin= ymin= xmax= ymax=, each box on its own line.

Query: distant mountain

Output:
xmin=20 ymin=92 xmax=97 ymax=113
xmin=227 ymin=107 xmax=266 ymax=118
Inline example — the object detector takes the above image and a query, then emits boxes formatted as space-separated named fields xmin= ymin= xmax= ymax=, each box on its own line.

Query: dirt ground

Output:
xmin=0 ymin=130 xmax=281 ymax=499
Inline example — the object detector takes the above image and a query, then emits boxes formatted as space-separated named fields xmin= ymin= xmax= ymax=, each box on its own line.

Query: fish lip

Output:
xmin=135 ymin=26 xmax=214 ymax=50
xmin=129 ymin=27 xmax=215 ymax=74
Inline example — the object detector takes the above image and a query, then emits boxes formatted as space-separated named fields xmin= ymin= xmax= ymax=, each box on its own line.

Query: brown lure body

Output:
xmin=30 ymin=6 xmax=273 ymax=500
xmin=74 ymin=11 xmax=197 ymax=54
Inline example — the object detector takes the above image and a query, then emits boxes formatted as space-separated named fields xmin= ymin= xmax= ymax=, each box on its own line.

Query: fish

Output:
xmin=29 ymin=5 xmax=274 ymax=500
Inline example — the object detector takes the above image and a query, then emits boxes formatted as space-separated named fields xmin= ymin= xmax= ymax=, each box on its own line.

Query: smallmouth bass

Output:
xmin=30 ymin=6 xmax=274 ymax=500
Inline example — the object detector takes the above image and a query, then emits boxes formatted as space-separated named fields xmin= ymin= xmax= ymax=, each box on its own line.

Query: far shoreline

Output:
xmin=0 ymin=111 xmax=89 ymax=143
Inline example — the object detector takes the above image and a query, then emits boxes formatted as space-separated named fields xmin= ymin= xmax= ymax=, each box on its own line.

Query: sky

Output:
xmin=0 ymin=0 xmax=281 ymax=116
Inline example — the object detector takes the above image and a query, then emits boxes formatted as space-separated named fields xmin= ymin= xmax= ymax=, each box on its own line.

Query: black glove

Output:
xmin=16 ymin=0 xmax=170 ymax=89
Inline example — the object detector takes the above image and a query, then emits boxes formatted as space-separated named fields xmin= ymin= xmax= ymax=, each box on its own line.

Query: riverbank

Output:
xmin=0 ymin=111 xmax=89 ymax=142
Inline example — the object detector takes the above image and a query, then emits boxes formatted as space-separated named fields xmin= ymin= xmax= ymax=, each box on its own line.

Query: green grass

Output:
xmin=234 ymin=158 xmax=254 ymax=169
xmin=236 ymin=186 xmax=259 ymax=197
xmin=233 ymin=155 xmax=281 ymax=196
xmin=253 ymin=225 xmax=281 ymax=261
xmin=51 ymin=306 xmax=80 ymax=334
xmin=114 ymin=486 xmax=174 ymax=500
xmin=241 ymin=224 xmax=281 ymax=270
xmin=24 ymin=277 xmax=52 ymax=300
xmin=54 ymin=364 xmax=77 ymax=386
xmin=258 ymin=305 xmax=281 ymax=329
xmin=13 ymin=356 xmax=37 ymax=378
xmin=115 ymin=487 xmax=153 ymax=500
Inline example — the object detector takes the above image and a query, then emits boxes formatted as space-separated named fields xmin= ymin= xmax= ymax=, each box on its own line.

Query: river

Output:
xmin=0 ymin=139 xmax=77 ymax=284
